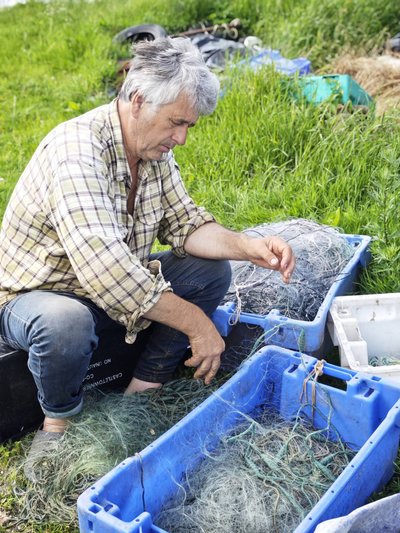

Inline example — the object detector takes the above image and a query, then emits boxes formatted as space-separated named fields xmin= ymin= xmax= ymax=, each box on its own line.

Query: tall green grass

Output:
xmin=1 ymin=0 xmax=400 ymax=530
xmin=176 ymin=66 xmax=400 ymax=293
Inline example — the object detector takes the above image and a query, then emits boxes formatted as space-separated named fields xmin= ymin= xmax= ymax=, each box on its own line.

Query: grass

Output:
xmin=1 ymin=0 xmax=400 ymax=530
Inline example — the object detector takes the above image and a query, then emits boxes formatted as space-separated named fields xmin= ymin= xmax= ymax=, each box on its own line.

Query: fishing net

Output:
xmin=223 ymin=219 xmax=355 ymax=322
xmin=369 ymin=356 xmax=400 ymax=367
xmin=10 ymin=378 xmax=225 ymax=528
xmin=156 ymin=406 xmax=355 ymax=533
xmin=219 ymin=219 xmax=355 ymax=370
xmin=8 ymin=359 xmax=356 ymax=532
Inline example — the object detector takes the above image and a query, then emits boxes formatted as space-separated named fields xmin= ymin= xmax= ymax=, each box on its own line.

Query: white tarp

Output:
xmin=315 ymin=494 xmax=400 ymax=533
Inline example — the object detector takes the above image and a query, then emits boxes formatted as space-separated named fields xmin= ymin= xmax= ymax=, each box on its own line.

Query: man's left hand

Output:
xmin=243 ymin=235 xmax=295 ymax=283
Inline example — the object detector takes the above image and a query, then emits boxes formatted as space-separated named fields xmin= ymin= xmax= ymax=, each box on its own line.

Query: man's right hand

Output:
xmin=143 ymin=292 xmax=225 ymax=384
xmin=183 ymin=319 xmax=225 ymax=384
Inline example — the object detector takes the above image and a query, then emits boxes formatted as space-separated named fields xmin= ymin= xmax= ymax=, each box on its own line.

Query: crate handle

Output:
xmin=321 ymin=361 xmax=354 ymax=381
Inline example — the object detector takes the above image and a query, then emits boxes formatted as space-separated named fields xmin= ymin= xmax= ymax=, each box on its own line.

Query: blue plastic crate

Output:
xmin=212 ymin=233 xmax=371 ymax=353
xmin=298 ymin=74 xmax=373 ymax=106
xmin=77 ymin=345 xmax=400 ymax=533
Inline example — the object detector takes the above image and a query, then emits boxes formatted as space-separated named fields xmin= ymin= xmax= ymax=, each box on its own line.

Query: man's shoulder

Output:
xmin=40 ymin=102 xmax=116 ymax=162
xmin=52 ymin=102 xmax=113 ymax=140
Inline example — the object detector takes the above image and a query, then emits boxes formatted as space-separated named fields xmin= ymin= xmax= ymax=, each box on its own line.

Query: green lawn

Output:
xmin=1 ymin=0 xmax=400 ymax=530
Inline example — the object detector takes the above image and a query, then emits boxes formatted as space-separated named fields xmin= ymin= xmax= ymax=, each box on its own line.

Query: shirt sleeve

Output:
xmin=157 ymin=155 xmax=216 ymax=256
xmin=48 ymin=159 xmax=172 ymax=342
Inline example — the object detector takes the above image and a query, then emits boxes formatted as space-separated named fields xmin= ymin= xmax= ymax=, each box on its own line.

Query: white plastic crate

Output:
xmin=328 ymin=293 xmax=400 ymax=382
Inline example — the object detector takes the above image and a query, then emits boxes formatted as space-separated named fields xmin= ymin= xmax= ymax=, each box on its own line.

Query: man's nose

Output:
xmin=172 ymin=125 xmax=189 ymax=146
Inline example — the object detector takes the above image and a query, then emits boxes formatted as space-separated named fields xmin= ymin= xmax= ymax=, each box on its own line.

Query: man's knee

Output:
xmin=197 ymin=257 xmax=232 ymax=297
xmin=212 ymin=258 xmax=232 ymax=291
xmin=179 ymin=257 xmax=232 ymax=311
xmin=29 ymin=297 xmax=98 ymax=358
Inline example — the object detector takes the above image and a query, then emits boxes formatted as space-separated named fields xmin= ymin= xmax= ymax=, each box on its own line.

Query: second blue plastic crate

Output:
xmin=212 ymin=233 xmax=371 ymax=353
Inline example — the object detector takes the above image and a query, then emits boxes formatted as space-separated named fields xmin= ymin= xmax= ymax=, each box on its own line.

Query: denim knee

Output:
xmin=210 ymin=258 xmax=232 ymax=298
xmin=154 ymin=252 xmax=232 ymax=309
xmin=185 ymin=256 xmax=232 ymax=312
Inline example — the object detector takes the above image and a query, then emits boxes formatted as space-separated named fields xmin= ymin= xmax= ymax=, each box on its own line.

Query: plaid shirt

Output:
xmin=0 ymin=99 xmax=214 ymax=341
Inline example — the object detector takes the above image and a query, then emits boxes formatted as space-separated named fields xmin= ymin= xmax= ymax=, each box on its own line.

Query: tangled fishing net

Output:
xmin=9 ymin=378 xmax=223 ymax=528
xmin=8 ymin=358 xmax=355 ymax=532
xmin=223 ymin=219 xmax=355 ymax=323
xmin=156 ymin=408 xmax=355 ymax=533
xmin=369 ymin=356 xmax=400 ymax=367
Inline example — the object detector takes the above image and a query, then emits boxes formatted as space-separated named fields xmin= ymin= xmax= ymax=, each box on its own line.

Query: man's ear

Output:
xmin=130 ymin=92 xmax=144 ymax=118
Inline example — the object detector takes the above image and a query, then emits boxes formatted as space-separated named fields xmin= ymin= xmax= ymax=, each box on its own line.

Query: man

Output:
xmin=0 ymin=37 xmax=294 ymax=468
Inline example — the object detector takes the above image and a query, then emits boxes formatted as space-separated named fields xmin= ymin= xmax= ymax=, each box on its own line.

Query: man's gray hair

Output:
xmin=119 ymin=37 xmax=220 ymax=115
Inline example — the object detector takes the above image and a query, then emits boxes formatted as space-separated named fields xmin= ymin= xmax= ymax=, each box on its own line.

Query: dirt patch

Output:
xmin=0 ymin=509 xmax=11 ymax=526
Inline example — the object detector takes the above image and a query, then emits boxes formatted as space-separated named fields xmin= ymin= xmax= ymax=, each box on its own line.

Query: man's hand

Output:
xmin=183 ymin=319 xmax=225 ymax=384
xmin=143 ymin=292 xmax=225 ymax=384
xmin=243 ymin=235 xmax=295 ymax=283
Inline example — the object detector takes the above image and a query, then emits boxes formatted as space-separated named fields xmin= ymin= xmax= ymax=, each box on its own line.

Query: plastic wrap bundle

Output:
xmin=223 ymin=219 xmax=355 ymax=322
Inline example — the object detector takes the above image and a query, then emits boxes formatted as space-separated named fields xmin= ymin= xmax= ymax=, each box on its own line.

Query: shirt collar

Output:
xmin=108 ymin=98 xmax=130 ymax=183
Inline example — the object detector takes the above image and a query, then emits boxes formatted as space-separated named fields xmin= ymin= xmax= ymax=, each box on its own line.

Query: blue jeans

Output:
xmin=0 ymin=252 xmax=231 ymax=419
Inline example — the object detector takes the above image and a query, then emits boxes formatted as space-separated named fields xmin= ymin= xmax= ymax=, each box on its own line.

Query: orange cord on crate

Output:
xmin=300 ymin=360 xmax=325 ymax=421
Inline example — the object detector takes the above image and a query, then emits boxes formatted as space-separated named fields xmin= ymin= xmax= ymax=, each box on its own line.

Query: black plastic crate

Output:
xmin=0 ymin=326 xmax=138 ymax=442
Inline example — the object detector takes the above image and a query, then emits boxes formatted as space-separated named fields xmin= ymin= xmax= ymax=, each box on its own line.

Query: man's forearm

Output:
xmin=143 ymin=291 xmax=209 ymax=336
xmin=184 ymin=222 xmax=248 ymax=260
xmin=183 ymin=222 xmax=295 ymax=283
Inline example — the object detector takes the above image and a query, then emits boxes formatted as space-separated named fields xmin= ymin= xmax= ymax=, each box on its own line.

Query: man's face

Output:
xmin=130 ymin=92 xmax=199 ymax=161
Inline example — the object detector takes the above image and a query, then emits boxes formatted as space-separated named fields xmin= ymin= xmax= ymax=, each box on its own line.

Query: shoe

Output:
xmin=23 ymin=429 xmax=64 ymax=482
